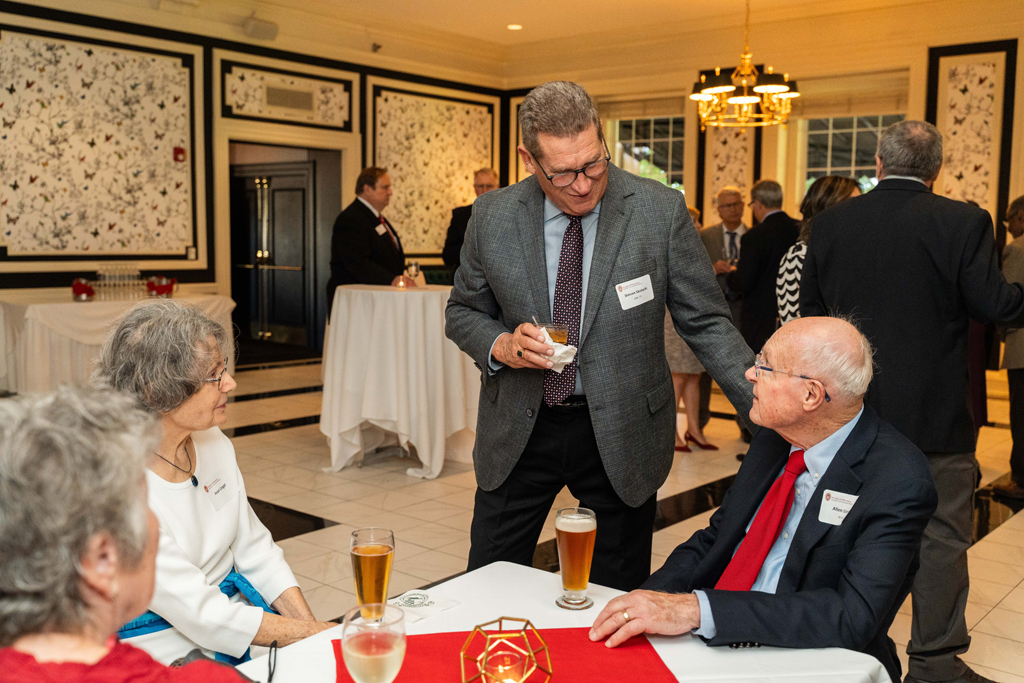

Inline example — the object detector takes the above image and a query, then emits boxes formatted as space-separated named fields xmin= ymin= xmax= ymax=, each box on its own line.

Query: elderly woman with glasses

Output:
xmin=94 ymin=300 xmax=334 ymax=665
xmin=0 ymin=387 xmax=244 ymax=682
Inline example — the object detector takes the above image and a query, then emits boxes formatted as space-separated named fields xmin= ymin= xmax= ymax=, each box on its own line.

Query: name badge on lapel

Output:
xmin=818 ymin=489 xmax=859 ymax=526
xmin=375 ymin=224 xmax=387 ymax=236
xmin=202 ymin=472 xmax=239 ymax=512
xmin=615 ymin=274 xmax=654 ymax=310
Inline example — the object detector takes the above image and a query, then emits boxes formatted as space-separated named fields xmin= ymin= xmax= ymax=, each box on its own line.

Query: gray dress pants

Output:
xmin=906 ymin=451 xmax=979 ymax=681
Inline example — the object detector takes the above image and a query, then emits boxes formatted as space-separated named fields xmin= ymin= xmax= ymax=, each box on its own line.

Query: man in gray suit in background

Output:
xmin=445 ymin=81 xmax=755 ymax=590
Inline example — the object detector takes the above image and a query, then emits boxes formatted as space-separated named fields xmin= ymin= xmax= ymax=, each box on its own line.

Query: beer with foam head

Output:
xmin=555 ymin=508 xmax=597 ymax=609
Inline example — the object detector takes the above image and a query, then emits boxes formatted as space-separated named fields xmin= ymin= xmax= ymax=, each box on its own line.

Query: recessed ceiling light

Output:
xmin=507 ymin=24 xmax=523 ymax=30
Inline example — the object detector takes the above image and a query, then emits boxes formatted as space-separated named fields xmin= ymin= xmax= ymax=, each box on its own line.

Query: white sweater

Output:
xmin=130 ymin=427 xmax=299 ymax=664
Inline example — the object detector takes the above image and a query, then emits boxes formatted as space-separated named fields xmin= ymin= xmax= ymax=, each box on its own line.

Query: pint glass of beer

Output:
xmin=555 ymin=507 xmax=597 ymax=610
xmin=351 ymin=528 xmax=395 ymax=618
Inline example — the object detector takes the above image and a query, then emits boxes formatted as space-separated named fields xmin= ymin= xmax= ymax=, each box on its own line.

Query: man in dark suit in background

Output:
xmin=590 ymin=316 xmax=937 ymax=683
xmin=442 ymin=167 xmax=500 ymax=271
xmin=446 ymin=81 xmax=755 ymax=592
xmin=728 ymin=179 xmax=799 ymax=353
xmin=802 ymin=120 xmax=1024 ymax=683
xmin=326 ymin=167 xmax=415 ymax=307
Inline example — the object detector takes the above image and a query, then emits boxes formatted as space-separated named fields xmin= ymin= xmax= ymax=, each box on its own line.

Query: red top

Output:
xmin=0 ymin=641 xmax=246 ymax=683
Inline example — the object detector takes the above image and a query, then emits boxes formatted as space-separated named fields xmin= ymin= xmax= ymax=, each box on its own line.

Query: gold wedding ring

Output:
xmin=622 ymin=610 xmax=630 ymax=623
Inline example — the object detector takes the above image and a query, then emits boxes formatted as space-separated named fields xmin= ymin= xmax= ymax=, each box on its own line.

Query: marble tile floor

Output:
xmin=229 ymin=360 xmax=1024 ymax=677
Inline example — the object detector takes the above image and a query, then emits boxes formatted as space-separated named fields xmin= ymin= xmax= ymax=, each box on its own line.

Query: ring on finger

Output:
xmin=517 ymin=349 xmax=524 ymax=358
xmin=622 ymin=610 xmax=630 ymax=623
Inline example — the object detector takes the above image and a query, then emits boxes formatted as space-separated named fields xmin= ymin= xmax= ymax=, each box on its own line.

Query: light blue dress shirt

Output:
xmin=488 ymin=197 xmax=601 ymax=396
xmin=692 ymin=406 xmax=864 ymax=639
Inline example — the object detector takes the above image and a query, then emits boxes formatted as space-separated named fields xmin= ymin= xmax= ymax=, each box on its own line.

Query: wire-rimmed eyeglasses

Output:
xmin=202 ymin=363 xmax=228 ymax=390
xmin=534 ymin=141 xmax=611 ymax=188
xmin=754 ymin=351 xmax=831 ymax=403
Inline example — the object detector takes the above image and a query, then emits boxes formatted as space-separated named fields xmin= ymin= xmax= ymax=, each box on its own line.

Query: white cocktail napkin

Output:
xmin=540 ymin=327 xmax=577 ymax=374
xmin=388 ymin=590 xmax=461 ymax=624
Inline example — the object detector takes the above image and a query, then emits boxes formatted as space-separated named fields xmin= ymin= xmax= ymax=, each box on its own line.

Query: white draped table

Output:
xmin=0 ymin=294 xmax=235 ymax=394
xmin=238 ymin=561 xmax=890 ymax=683
xmin=319 ymin=284 xmax=479 ymax=479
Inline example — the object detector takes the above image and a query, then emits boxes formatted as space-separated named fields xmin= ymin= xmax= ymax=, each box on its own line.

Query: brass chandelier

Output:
xmin=690 ymin=0 xmax=799 ymax=130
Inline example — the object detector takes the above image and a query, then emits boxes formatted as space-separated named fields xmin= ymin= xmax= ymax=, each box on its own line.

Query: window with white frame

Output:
xmin=612 ymin=117 xmax=685 ymax=191
xmin=806 ymin=114 xmax=905 ymax=193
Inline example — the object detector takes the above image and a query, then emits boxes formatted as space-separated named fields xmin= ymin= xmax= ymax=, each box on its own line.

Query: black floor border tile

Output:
xmin=232 ymin=385 xmax=323 ymax=403
xmin=225 ymin=414 xmax=320 ymax=437
xmin=248 ymin=496 xmax=338 ymax=542
xmin=235 ymin=358 xmax=323 ymax=372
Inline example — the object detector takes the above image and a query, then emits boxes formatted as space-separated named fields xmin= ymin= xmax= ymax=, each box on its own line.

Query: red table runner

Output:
xmin=332 ymin=627 xmax=675 ymax=682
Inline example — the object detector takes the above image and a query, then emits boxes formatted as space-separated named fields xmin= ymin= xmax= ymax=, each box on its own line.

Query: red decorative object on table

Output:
xmin=146 ymin=276 xmax=177 ymax=297
xmin=71 ymin=278 xmax=94 ymax=301
xmin=332 ymin=627 xmax=674 ymax=683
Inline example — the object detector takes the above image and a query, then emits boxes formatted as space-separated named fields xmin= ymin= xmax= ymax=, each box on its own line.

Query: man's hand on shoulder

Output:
xmin=492 ymin=323 xmax=554 ymax=370
xmin=589 ymin=590 xmax=701 ymax=647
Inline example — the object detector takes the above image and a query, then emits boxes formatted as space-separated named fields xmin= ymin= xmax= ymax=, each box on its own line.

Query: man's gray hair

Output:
xmin=800 ymin=315 xmax=875 ymax=402
xmin=474 ymin=167 xmax=499 ymax=182
xmin=751 ymin=180 xmax=784 ymax=209
xmin=0 ymin=387 xmax=157 ymax=646
xmin=1009 ymin=194 xmax=1024 ymax=219
xmin=877 ymin=120 xmax=943 ymax=181
xmin=519 ymin=81 xmax=602 ymax=160
xmin=95 ymin=300 xmax=232 ymax=414
xmin=716 ymin=186 xmax=743 ymax=201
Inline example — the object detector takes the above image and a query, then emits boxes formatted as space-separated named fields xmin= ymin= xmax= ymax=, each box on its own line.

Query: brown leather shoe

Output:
xmin=992 ymin=479 xmax=1024 ymax=500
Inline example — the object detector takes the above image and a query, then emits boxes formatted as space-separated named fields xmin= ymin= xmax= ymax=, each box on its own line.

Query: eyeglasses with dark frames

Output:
xmin=533 ymin=141 xmax=611 ymax=188
xmin=754 ymin=351 xmax=831 ymax=403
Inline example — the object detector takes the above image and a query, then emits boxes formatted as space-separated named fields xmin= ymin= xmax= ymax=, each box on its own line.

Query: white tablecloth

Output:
xmin=319 ymin=284 xmax=479 ymax=479
xmin=0 ymin=294 xmax=235 ymax=393
xmin=238 ymin=561 xmax=890 ymax=683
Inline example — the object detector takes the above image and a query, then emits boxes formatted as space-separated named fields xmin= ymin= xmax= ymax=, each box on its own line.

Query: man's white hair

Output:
xmin=798 ymin=315 xmax=874 ymax=401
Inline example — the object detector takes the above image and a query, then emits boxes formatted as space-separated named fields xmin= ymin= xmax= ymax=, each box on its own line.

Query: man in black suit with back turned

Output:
xmin=802 ymin=120 xmax=1024 ymax=683
xmin=327 ymin=167 xmax=416 ymax=307
xmin=727 ymin=179 xmax=799 ymax=353
xmin=442 ymin=167 xmax=500 ymax=271
xmin=590 ymin=316 xmax=937 ymax=683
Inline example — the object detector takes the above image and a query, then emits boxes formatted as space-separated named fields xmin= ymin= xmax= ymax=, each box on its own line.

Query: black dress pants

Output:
xmin=467 ymin=400 xmax=658 ymax=592
xmin=1008 ymin=368 xmax=1024 ymax=484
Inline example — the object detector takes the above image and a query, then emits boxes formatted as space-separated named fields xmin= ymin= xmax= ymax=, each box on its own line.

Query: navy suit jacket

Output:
xmin=643 ymin=405 xmax=937 ymax=683
xmin=327 ymin=199 xmax=405 ymax=305
xmin=727 ymin=211 xmax=799 ymax=351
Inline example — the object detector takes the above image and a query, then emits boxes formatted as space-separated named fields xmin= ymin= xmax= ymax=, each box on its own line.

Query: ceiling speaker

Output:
xmin=242 ymin=14 xmax=279 ymax=41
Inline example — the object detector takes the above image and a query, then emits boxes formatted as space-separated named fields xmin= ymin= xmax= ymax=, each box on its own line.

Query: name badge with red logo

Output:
xmin=818 ymin=489 xmax=859 ymax=526
xmin=202 ymin=472 xmax=239 ymax=511
xmin=614 ymin=274 xmax=654 ymax=310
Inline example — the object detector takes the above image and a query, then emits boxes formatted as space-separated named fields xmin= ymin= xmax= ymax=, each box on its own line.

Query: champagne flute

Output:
xmin=342 ymin=604 xmax=406 ymax=683
xmin=351 ymin=528 xmax=395 ymax=618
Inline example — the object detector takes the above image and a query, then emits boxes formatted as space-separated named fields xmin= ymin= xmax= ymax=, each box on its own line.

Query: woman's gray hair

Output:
xmin=519 ymin=81 xmax=603 ymax=160
xmin=0 ymin=387 xmax=158 ymax=646
xmin=95 ymin=300 xmax=232 ymax=414
xmin=877 ymin=120 xmax=943 ymax=181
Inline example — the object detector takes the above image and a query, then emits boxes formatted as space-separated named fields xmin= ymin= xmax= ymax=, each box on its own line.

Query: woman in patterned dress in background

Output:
xmin=776 ymin=175 xmax=861 ymax=324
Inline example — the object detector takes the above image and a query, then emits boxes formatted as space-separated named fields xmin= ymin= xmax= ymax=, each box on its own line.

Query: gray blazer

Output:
xmin=1003 ymin=239 xmax=1024 ymax=369
xmin=445 ymin=166 xmax=754 ymax=507
xmin=699 ymin=222 xmax=744 ymax=327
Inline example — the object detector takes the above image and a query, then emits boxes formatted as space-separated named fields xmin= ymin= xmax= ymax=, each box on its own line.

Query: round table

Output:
xmin=319 ymin=284 xmax=479 ymax=479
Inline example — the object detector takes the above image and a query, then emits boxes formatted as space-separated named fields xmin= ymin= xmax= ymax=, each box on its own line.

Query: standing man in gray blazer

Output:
xmin=445 ymin=81 xmax=755 ymax=591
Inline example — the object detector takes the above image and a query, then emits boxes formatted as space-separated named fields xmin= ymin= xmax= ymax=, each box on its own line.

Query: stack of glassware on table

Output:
xmin=94 ymin=264 xmax=145 ymax=301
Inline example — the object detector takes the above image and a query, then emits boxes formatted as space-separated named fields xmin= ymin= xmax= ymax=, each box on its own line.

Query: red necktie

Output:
xmin=715 ymin=449 xmax=807 ymax=591
xmin=380 ymin=215 xmax=399 ymax=251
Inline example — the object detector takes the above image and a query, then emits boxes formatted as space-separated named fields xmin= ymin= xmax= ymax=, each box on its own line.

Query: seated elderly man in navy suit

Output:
xmin=590 ymin=316 xmax=937 ymax=683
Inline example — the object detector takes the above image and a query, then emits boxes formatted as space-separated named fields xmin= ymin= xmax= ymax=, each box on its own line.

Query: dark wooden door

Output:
xmin=230 ymin=162 xmax=316 ymax=347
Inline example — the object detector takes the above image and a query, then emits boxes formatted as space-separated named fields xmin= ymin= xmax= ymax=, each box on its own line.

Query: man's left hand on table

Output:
xmin=589 ymin=590 xmax=700 ymax=647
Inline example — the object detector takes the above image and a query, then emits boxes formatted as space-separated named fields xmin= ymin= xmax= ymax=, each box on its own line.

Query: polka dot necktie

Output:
xmin=543 ymin=214 xmax=584 ymax=407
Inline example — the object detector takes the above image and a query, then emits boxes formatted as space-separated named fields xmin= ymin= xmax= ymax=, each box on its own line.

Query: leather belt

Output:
xmin=548 ymin=395 xmax=588 ymax=411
